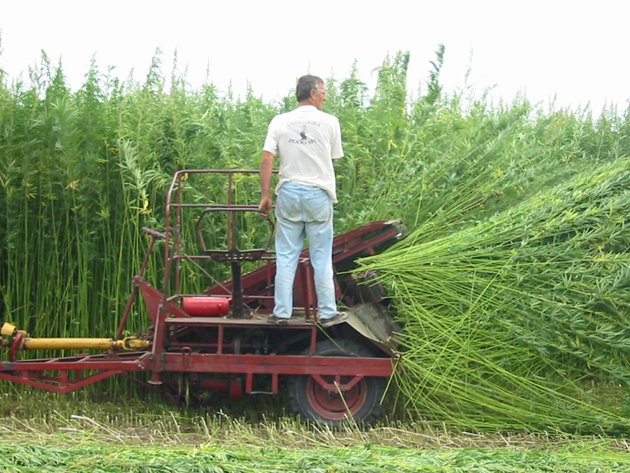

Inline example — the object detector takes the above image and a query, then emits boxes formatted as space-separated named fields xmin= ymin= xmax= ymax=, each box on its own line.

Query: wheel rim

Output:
xmin=305 ymin=376 xmax=368 ymax=421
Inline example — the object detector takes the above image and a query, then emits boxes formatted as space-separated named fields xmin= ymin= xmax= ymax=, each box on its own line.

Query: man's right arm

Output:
xmin=258 ymin=150 xmax=275 ymax=214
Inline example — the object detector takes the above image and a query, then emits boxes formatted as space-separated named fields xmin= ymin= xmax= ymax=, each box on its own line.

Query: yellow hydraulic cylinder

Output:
xmin=21 ymin=337 xmax=150 ymax=351
xmin=1 ymin=323 xmax=150 ymax=351
xmin=22 ymin=338 xmax=116 ymax=350
xmin=1 ymin=323 xmax=17 ymax=337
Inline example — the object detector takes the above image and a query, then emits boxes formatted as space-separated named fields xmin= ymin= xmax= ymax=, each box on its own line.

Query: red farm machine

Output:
xmin=0 ymin=170 xmax=406 ymax=426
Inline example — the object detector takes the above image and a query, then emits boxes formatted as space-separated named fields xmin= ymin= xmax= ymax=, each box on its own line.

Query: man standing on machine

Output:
xmin=258 ymin=74 xmax=346 ymax=327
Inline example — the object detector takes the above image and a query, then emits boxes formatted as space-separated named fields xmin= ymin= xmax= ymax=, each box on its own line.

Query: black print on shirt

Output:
xmin=288 ymin=122 xmax=320 ymax=145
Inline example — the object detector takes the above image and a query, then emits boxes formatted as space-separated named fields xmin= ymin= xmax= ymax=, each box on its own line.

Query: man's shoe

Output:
xmin=267 ymin=315 xmax=290 ymax=325
xmin=318 ymin=312 xmax=348 ymax=328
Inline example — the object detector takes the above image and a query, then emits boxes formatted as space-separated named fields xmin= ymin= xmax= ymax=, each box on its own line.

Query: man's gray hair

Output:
xmin=296 ymin=75 xmax=324 ymax=102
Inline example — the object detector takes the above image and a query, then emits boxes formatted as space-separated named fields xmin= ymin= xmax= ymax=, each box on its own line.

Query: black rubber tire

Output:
xmin=287 ymin=339 xmax=387 ymax=427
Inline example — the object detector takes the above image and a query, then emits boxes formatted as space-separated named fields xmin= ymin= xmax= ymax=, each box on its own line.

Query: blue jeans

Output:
xmin=273 ymin=182 xmax=338 ymax=319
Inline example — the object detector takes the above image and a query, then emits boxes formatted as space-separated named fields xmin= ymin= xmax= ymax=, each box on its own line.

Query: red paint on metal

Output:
xmin=306 ymin=375 xmax=368 ymax=421
xmin=181 ymin=297 xmax=231 ymax=316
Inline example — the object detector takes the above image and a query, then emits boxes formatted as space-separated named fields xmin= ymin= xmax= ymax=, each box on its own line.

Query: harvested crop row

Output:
xmin=1 ymin=442 xmax=629 ymax=473
xmin=358 ymin=157 xmax=630 ymax=432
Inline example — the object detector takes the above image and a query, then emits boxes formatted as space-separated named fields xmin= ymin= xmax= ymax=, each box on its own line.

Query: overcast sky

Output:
xmin=1 ymin=0 xmax=628 ymax=114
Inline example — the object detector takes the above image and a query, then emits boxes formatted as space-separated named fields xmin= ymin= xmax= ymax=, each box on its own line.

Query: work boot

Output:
xmin=318 ymin=312 xmax=348 ymax=328
xmin=267 ymin=315 xmax=290 ymax=325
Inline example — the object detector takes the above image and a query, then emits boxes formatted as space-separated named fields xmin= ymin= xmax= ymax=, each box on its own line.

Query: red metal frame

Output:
xmin=0 ymin=170 xmax=404 ymax=397
xmin=0 ymin=351 xmax=393 ymax=394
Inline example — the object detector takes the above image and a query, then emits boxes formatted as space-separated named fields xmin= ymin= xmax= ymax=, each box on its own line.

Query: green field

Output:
xmin=1 ymin=48 xmax=629 ymax=470
xmin=1 ymin=394 xmax=629 ymax=472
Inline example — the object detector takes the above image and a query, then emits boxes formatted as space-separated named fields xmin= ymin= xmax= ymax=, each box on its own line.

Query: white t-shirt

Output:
xmin=263 ymin=105 xmax=343 ymax=202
